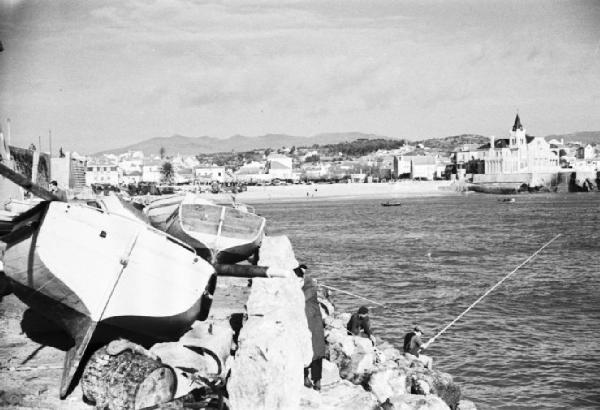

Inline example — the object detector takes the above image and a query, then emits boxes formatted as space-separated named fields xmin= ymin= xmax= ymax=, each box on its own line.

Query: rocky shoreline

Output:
xmin=0 ymin=235 xmax=477 ymax=409
xmin=223 ymin=235 xmax=477 ymax=410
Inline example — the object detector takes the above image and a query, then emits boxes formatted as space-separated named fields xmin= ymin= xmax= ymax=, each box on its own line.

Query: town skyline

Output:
xmin=1 ymin=1 xmax=599 ymax=154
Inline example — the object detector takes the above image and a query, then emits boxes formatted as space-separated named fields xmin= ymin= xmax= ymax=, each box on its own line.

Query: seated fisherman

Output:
xmin=403 ymin=325 xmax=433 ymax=369
xmin=346 ymin=305 xmax=376 ymax=345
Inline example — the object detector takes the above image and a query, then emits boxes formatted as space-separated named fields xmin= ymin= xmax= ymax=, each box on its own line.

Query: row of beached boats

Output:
xmin=0 ymin=160 xmax=269 ymax=400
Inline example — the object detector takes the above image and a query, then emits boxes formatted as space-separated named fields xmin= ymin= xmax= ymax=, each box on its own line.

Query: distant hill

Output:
xmin=415 ymin=134 xmax=489 ymax=152
xmin=95 ymin=132 xmax=389 ymax=156
xmin=544 ymin=131 xmax=600 ymax=145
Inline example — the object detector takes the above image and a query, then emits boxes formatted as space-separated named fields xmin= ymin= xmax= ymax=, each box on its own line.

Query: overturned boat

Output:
xmin=0 ymin=201 xmax=217 ymax=398
xmin=158 ymin=194 xmax=266 ymax=264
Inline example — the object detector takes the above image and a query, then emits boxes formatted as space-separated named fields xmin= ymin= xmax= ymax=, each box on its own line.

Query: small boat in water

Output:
xmin=160 ymin=194 xmax=266 ymax=264
xmin=499 ymin=197 xmax=516 ymax=203
xmin=0 ymin=201 xmax=217 ymax=397
xmin=381 ymin=201 xmax=402 ymax=207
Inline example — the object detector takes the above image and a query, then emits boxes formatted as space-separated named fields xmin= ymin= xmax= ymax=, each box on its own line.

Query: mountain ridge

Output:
xmin=94 ymin=130 xmax=600 ymax=156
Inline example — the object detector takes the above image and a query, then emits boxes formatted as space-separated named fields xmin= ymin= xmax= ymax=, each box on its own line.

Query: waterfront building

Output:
xmin=141 ymin=159 xmax=163 ymax=183
xmin=195 ymin=165 xmax=226 ymax=183
xmin=393 ymin=155 xmax=437 ymax=180
xmin=266 ymin=154 xmax=293 ymax=180
xmin=86 ymin=157 xmax=119 ymax=186
xmin=453 ymin=114 xmax=559 ymax=176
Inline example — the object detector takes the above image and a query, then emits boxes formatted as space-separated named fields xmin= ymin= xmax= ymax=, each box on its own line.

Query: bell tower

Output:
xmin=509 ymin=113 xmax=526 ymax=148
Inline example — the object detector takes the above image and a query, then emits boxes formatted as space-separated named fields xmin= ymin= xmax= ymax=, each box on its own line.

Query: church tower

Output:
xmin=509 ymin=113 xmax=526 ymax=148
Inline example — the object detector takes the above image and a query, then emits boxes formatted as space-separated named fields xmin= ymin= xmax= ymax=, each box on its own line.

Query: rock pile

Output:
xmin=225 ymin=235 xmax=476 ymax=410
xmin=314 ymin=304 xmax=467 ymax=410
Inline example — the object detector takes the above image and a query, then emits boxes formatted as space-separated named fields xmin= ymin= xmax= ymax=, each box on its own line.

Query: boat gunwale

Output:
xmin=74 ymin=201 xmax=200 ymax=258
xmin=176 ymin=201 xmax=266 ymax=258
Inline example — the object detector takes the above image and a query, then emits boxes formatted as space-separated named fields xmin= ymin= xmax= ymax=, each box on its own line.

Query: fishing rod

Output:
xmin=424 ymin=233 xmax=562 ymax=348
xmin=319 ymin=283 xmax=386 ymax=307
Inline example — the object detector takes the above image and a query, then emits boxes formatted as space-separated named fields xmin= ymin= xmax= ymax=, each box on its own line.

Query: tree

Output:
xmin=161 ymin=161 xmax=174 ymax=183
xmin=305 ymin=154 xmax=320 ymax=163
xmin=159 ymin=146 xmax=166 ymax=159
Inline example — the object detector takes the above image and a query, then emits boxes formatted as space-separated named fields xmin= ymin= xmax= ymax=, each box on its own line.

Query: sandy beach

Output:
xmin=208 ymin=180 xmax=456 ymax=204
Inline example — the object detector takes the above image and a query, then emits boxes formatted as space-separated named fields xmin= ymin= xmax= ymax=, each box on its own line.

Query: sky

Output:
xmin=1 ymin=0 xmax=599 ymax=154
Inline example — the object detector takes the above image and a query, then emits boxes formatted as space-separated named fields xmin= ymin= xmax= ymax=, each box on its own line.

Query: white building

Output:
xmin=455 ymin=114 xmax=559 ymax=175
xmin=195 ymin=165 xmax=226 ymax=183
xmin=86 ymin=158 xmax=119 ymax=186
xmin=576 ymin=144 xmax=595 ymax=160
xmin=267 ymin=154 xmax=293 ymax=180
xmin=142 ymin=159 xmax=163 ymax=183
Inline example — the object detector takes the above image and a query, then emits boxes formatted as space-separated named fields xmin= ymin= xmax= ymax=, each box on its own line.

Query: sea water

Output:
xmin=254 ymin=192 xmax=600 ymax=409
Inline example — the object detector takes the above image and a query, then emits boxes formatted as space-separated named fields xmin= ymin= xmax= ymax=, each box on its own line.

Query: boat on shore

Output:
xmin=143 ymin=194 xmax=186 ymax=230
xmin=160 ymin=194 xmax=266 ymax=264
xmin=0 ymin=201 xmax=217 ymax=397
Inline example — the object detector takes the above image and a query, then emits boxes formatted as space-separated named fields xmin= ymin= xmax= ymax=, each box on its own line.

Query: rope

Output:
xmin=319 ymin=283 xmax=385 ymax=307
xmin=425 ymin=234 xmax=562 ymax=348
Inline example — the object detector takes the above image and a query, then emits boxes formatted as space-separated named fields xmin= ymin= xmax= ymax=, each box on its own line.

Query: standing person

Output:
xmin=294 ymin=264 xmax=326 ymax=391
xmin=403 ymin=325 xmax=433 ymax=369
xmin=49 ymin=180 xmax=67 ymax=201
xmin=346 ymin=306 xmax=376 ymax=345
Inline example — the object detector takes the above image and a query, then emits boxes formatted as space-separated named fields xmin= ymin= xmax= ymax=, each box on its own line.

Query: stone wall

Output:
xmin=227 ymin=236 xmax=312 ymax=410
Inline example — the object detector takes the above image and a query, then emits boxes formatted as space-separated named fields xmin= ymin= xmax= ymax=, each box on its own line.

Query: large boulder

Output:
xmin=321 ymin=359 xmax=341 ymax=387
xmin=300 ymin=380 xmax=379 ymax=410
xmin=457 ymin=399 xmax=477 ymax=410
xmin=384 ymin=394 xmax=450 ymax=410
xmin=407 ymin=368 xmax=461 ymax=410
xmin=368 ymin=367 xmax=409 ymax=403
xmin=328 ymin=334 xmax=376 ymax=385
xmin=257 ymin=235 xmax=299 ymax=272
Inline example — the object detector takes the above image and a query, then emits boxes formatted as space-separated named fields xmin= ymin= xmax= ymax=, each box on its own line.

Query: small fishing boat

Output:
xmin=144 ymin=194 xmax=185 ymax=230
xmin=161 ymin=194 xmax=266 ymax=264
xmin=0 ymin=201 xmax=217 ymax=398
xmin=381 ymin=201 xmax=402 ymax=207
xmin=499 ymin=197 xmax=516 ymax=203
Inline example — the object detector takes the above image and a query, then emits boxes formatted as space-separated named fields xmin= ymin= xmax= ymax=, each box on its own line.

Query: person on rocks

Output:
xmin=294 ymin=264 xmax=326 ymax=391
xmin=403 ymin=325 xmax=433 ymax=369
xmin=346 ymin=305 xmax=376 ymax=345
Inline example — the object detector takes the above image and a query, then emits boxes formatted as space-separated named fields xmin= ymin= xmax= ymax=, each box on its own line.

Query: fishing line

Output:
xmin=319 ymin=283 xmax=385 ymax=307
xmin=425 ymin=233 xmax=562 ymax=348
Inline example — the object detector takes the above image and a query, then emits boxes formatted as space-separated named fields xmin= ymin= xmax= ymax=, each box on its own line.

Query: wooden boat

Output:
xmin=381 ymin=201 xmax=402 ymax=207
xmin=0 ymin=201 xmax=217 ymax=398
xmin=161 ymin=194 xmax=266 ymax=264
xmin=144 ymin=194 xmax=185 ymax=230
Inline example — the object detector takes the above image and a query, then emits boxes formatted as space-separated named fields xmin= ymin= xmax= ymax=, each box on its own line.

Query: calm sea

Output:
xmin=254 ymin=192 xmax=600 ymax=409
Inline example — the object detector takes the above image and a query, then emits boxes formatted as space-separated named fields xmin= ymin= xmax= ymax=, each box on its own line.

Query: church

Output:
xmin=455 ymin=114 xmax=559 ymax=175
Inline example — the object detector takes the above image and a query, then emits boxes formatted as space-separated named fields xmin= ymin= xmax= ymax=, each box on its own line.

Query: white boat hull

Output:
xmin=1 ymin=201 xmax=216 ymax=397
